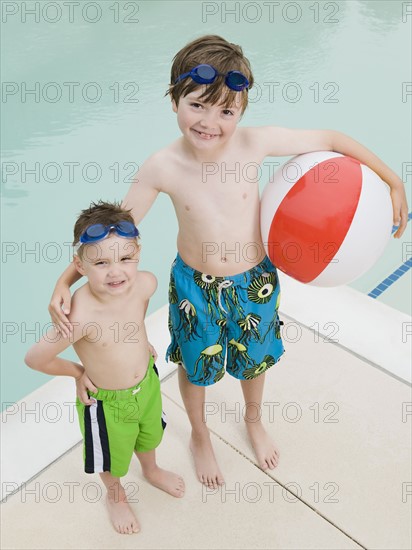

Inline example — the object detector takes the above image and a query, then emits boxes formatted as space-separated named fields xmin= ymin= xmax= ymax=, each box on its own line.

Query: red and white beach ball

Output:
xmin=260 ymin=151 xmax=393 ymax=286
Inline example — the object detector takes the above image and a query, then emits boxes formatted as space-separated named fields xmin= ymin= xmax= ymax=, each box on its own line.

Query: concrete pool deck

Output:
xmin=1 ymin=281 xmax=411 ymax=549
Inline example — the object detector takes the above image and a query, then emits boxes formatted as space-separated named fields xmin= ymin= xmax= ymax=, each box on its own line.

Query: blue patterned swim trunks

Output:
xmin=165 ymin=253 xmax=285 ymax=386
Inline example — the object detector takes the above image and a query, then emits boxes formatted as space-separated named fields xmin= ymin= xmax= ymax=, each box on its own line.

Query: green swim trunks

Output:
xmin=76 ymin=356 xmax=166 ymax=478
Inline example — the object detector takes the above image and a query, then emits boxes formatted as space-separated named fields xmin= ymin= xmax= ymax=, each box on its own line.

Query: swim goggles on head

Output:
xmin=78 ymin=221 xmax=139 ymax=244
xmin=174 ymin=64 xmax=249 ymax=92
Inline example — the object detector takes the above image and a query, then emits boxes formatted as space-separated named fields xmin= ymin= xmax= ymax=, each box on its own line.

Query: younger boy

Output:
xmin=48 ymin=36 xmax=408 ymax=490
xmin=25 ymin=201 xmax=185 ymax=535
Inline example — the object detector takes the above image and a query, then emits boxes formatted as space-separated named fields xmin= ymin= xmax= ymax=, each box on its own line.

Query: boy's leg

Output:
xmin=76 ymin=396 xmax=140 ymax=534
xmin=135 ymin=449 xmax=185 ymax=498
xmin=99 ymin=471 xmax=140 ymax=535
xmin=134 ymin=357 xmax=184 ymax=497
xmin=240 ymin=373 xmax=279 ymax=470
xmin=165 ymin=255 xmax=225 ymax=487
xmin=178 ymin=365 xmax=224 ymax=488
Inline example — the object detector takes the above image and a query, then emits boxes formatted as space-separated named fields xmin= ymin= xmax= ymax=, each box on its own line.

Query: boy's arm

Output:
xmin=142 ymin=271 xmax=158 ymax=319
xmin=122 ymin=155 xmax=162 ymax=225
xmin=140 ymin=272 xmax=158 ymax=360
xmin=48 ymin=259 xmax=83 ymax=339
xmin=57 ymin=262 xmax=82 ymax=288
xmin=255 ymin=126 xmax=408 ymax=238
xmin=25 ymin=322 xmax=84 ymax=380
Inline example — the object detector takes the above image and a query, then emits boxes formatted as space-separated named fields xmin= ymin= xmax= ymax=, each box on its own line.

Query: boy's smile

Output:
xmin=192 ymin=128 xmax=221 ymax=140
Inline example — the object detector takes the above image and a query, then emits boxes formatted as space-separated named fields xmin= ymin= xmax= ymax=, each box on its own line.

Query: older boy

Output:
xmin=26 ymin=201 xmax=184 ymax=535
xmin=48 ymin=36 xmax=408 ymax=489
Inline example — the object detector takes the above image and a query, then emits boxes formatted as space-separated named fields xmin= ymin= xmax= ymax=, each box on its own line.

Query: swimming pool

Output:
xmin=1 ymin=0 xmax=411 ymax=408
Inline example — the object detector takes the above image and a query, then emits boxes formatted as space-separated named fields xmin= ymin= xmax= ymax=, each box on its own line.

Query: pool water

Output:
xmin=1 ymin=0 xmax=411 ymax=408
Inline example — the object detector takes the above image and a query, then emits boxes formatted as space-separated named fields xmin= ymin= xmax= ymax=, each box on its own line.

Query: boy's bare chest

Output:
xmin=80 ymin=302 xmax=145 ymax=348
xmin=169 ymin=165 xmax=260 ymax=211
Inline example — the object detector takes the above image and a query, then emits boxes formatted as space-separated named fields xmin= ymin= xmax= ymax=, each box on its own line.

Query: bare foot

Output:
xmin=190 ymin=431 xmax=225 ymax=488
xmin=246 ymin=421 xmax=280 ymax=470
xmin=106 ymin=494 xmax=140 ymax=535
xmin=143 ymin=467 xmax=185 ymax=498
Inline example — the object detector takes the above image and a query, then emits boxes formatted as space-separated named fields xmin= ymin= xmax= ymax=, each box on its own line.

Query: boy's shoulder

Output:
xmin=238 ymin=125 xmax=273 ymax=144
xmin=134 ymin=270 xmax=158 ymax=299
xmin=69 ymin=284 xmax=92 ymax=323
xmin=60 ymin=284 xmax=96 ymax=342
xmin=146 ymin=139 xmax=183 ymax=167
xmin=136 ymin=144 xmax=180 ymax=192
xmin=236 ymin=125 xmax=296 ymax=158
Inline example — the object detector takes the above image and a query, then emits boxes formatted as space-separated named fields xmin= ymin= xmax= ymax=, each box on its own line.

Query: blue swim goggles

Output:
xmin=79 ymin=221 xmax=139 ymax=244
xmin=174 ymin=64 xmax=249 ymax=92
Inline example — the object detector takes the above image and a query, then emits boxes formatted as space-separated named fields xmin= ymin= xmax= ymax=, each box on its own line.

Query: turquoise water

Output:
xmin=1 ymin=1 xmax=411 ymax=408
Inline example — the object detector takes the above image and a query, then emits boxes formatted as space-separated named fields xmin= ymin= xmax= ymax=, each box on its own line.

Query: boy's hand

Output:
xmin=148 ymin=342 xmax=158 ymax=362
xmin=75 ymin=370 xmax=98 ymax=406
xmin=48 ymin=283 xmax=73 ymax=338
xmin=390 ymin=184 xmax=409 ymax=239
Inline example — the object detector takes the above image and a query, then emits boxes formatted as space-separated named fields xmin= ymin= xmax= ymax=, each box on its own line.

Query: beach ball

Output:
xmin=260 ymin=151 xmax=393 ymax=286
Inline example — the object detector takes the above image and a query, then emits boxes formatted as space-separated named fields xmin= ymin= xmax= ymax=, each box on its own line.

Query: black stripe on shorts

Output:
xmin=84 ymin=405 xmax=94 ymax=474
xmin=96 ymin=401 xmax=111 ymax=472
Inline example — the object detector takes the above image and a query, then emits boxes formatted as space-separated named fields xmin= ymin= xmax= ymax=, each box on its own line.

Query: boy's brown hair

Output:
xmin=167 ymin=35 xmax=254 ymax=113
xmin=73 ymin=200 xmax=138 ymax=258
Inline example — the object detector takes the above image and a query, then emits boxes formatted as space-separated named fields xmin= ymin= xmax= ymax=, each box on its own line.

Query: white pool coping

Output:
xmin=277 ymin=272 xmax=411 ymax=383
xmin=1 ymin=279 xmax=411 ymax=501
